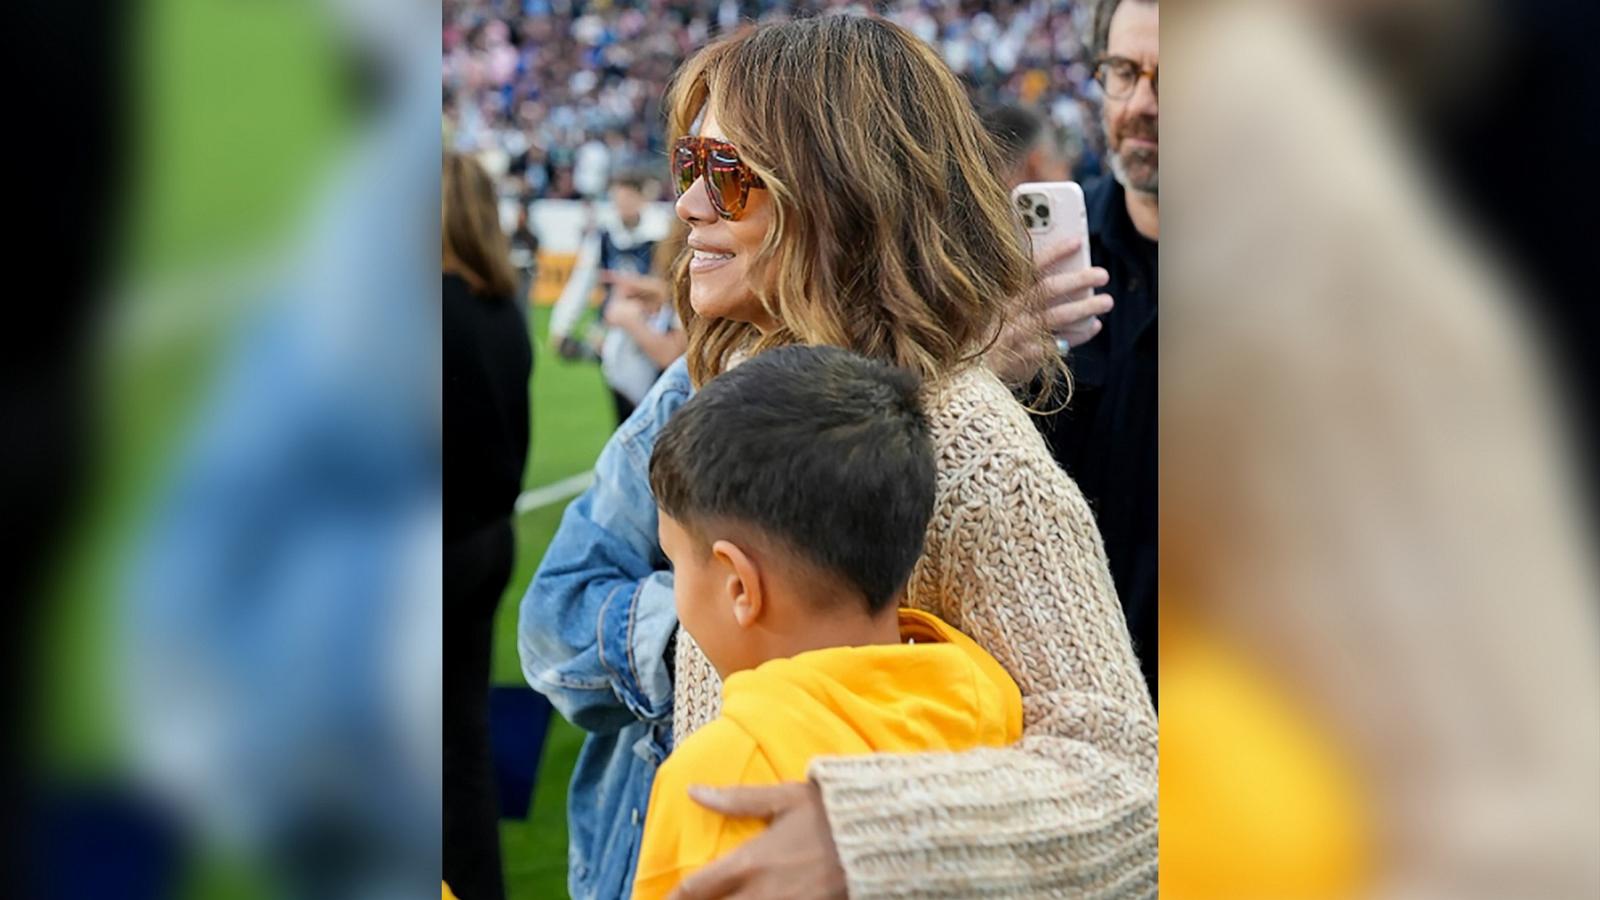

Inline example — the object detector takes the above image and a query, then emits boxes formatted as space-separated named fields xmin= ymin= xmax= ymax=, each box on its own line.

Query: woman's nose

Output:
xmin=675 ymin=175 xmax=717 ymax=225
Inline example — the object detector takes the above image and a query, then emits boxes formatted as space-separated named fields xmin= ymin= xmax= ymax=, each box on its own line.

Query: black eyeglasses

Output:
xmin=1095 ymin=56 xmax=1158 ymax=100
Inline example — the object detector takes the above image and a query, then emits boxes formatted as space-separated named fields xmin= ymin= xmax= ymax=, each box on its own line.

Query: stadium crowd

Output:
xmin=443 ymin=0 xmax=1108 ymax=200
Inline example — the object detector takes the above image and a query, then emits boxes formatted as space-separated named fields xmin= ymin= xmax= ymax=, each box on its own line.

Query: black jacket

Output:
xmin=443 ymin=273 xmax=533 ymax=542
xmin=1035 ymin=175 xmax=1158 ymax=703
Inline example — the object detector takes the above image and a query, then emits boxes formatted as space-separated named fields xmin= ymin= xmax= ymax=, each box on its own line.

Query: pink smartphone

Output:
xmin=1011 ymin=181 xmax=1091 ymax=303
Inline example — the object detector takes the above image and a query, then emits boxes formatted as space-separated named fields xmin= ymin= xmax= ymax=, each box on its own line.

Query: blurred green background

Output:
xmin=45 ymin=0 xmax=352 ymax=781
xmin=40 ymin=0 xmax=600 ymax=895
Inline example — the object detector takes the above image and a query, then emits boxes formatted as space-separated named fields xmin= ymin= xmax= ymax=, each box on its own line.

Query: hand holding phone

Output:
xmin=1013 ymin=181 xmax=1091 ymax=298
xmin=1010 ymin=181 xmax=1113 ymax=352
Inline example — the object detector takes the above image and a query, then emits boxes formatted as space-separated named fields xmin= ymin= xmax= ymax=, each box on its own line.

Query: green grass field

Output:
xmin=496 ymin=305 xmax=618 ymax=900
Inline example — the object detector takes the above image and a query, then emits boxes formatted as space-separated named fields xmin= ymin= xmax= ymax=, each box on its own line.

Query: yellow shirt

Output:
xmin=1160 ymin=610 xmax=1374 ymax=898
xmin=632 ymin=608 xmax=1023 ymax=899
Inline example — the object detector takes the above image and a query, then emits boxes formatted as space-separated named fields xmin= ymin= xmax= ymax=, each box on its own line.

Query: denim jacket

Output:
xmin=518 ymin=357 xmax=693 ymax=899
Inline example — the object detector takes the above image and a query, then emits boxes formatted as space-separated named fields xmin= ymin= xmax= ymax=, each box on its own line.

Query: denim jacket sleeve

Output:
xmin=518 ymin=357 xmax=691 ymax=734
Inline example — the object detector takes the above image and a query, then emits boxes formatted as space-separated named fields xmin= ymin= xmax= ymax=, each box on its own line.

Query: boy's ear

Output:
xmin=710 ymin=539 xmax=764 ymax=628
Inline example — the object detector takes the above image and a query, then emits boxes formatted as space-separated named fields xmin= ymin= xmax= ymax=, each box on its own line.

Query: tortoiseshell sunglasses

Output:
xmin=671 ymin=136 xmax=766 ymax=220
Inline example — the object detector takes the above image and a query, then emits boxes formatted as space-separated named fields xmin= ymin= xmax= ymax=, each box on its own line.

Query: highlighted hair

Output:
xmin=665 ymin=15 xmax=1061 ymax=393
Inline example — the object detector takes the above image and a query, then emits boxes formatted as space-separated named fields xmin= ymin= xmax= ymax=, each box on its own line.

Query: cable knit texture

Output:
xmin=671 ymin=364 xmax=1158 ymax=898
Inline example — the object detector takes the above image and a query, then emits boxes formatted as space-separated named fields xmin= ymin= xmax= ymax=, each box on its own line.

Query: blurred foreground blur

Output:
xmin=1162 ymin=1 xmax=1598 ymax=898
xmin=14 ymin=0 xmax=442 ymax=897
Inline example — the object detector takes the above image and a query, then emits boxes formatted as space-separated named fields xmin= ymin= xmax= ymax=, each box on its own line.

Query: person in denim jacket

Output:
xmin=519 ymin=357 xmax=691 ymax=898
xmin=521 ymin=16 xmax=1155 ymax=900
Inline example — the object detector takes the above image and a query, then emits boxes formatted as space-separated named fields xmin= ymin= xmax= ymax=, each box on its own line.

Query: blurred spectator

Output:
xmin=443 ymin=0 xmax=1110 ymax=201
xmin=982 ymin=103 xmax=1073 ymax=186
xmin=549 ymin=171 xmax=676 ymax=423
xmin=599 ymin=218 xmax=689 ymax=388
xmin=443 ymin=151 xmax=533 ymax=900
xmin=507 ymin=198 xmax=540 ymax=304
xmin=573 ymin=135 xmax=611 ymax=198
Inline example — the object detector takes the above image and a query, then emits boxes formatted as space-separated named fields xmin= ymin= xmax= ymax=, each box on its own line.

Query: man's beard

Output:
xmin=1109 ymin=114 xmax=1159 ymax=196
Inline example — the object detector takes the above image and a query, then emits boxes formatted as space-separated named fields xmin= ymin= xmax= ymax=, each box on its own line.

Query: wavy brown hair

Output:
xmin=665 ymin=15 xmax=1059 ymax=391
xmin=443 ymin=151 xmax=517 ymax=299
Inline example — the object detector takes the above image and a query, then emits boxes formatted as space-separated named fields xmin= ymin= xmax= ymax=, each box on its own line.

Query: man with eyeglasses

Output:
xmin=1026 ymin=0 xmax=1161 ymax=703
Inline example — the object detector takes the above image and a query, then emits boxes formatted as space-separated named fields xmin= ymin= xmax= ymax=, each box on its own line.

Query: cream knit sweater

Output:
xmin=671 ymin=364 xmax=1159 ymax=898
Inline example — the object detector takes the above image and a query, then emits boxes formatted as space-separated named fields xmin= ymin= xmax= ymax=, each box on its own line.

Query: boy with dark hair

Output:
xmin=632 ymin=346 xmax=1023 ymax=899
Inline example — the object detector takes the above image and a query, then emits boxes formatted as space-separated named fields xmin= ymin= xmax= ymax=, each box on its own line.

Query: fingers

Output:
xmin=1039 ymin=266 xmax=1109 ymax=303
xmin=986 ymin=321 xmax=1052 ymax=381
xmin=687 ymin=783 xmax=805 ymax=820
xmin=1033 ymin=235 xmax=1085 ymax=269
xmin=667 ymin=845 xmax=753 ymax=900
xmin=607 ymin=295 xmax=646 ymax=321
xmin=1043 ymin=293 xmax=1114 ymax=333
xmin=1060 ymin=316 xmax=1104 ymax=347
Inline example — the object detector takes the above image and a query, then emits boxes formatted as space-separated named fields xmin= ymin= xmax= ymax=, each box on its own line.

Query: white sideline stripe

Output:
xmin=515 ymin=470 xmax=595 ymax=515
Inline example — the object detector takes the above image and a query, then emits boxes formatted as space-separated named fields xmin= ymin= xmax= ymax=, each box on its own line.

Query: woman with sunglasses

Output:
xmin=520 ymin=15 xmax=1155 ymax=900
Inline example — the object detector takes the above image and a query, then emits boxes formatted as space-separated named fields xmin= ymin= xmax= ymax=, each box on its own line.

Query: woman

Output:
xmin=443 ymin=152 xmax=532 ymax=900
xmin=520 ymin=16 xmax=1155 ymax=899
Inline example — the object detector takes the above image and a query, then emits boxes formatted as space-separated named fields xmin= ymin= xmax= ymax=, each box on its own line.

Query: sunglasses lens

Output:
xmin=671 ymin=144 xmax=697 ymax=197
xmin=671 ymin=138 xmax=754 ymax=219
xmin=706 ymin=148 xmax=744 ymax=218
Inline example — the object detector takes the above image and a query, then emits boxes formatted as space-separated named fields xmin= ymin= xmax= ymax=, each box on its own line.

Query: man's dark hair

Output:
xmin=1093 ymin=0 xmax=1158 ymax=60
xmin=649 ymin=346 xmax=935 ymax=614
xmin=981 ymin=103 xmax=1045 ymax=168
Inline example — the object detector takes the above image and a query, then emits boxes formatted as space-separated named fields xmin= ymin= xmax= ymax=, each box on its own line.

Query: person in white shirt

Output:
xmin=550 ymin=173 xmax=686 ymax=423
xmin=573 ymin=137 xmax=611 ymax=199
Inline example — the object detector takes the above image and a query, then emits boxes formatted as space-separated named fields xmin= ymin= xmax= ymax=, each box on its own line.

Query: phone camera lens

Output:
xmin=1035 ymin=204 xmax=1049 ymax=218
xmin=1022 ymin=214 xmax=1035 ymax=229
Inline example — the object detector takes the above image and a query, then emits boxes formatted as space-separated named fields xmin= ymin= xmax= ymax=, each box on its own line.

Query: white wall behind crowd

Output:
xmin=499 ymin=198 xmax=677 ymax=253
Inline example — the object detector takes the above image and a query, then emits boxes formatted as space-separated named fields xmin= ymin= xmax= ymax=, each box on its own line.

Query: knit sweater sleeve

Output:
xmin=807 ymin=373 xmax=1159 ymax=898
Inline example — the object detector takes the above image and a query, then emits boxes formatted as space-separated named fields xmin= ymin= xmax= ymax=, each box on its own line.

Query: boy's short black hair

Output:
xmin=649 ymin=346 xmax=935 ymax=614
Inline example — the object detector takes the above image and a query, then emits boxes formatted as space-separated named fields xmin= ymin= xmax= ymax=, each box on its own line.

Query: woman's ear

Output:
xmin=711 ymin=539 xmax=764 ymax=628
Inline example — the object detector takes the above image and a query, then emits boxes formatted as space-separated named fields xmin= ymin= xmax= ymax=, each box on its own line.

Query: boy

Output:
xmin=632 ymin=346 xmax=1023 ymax=898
